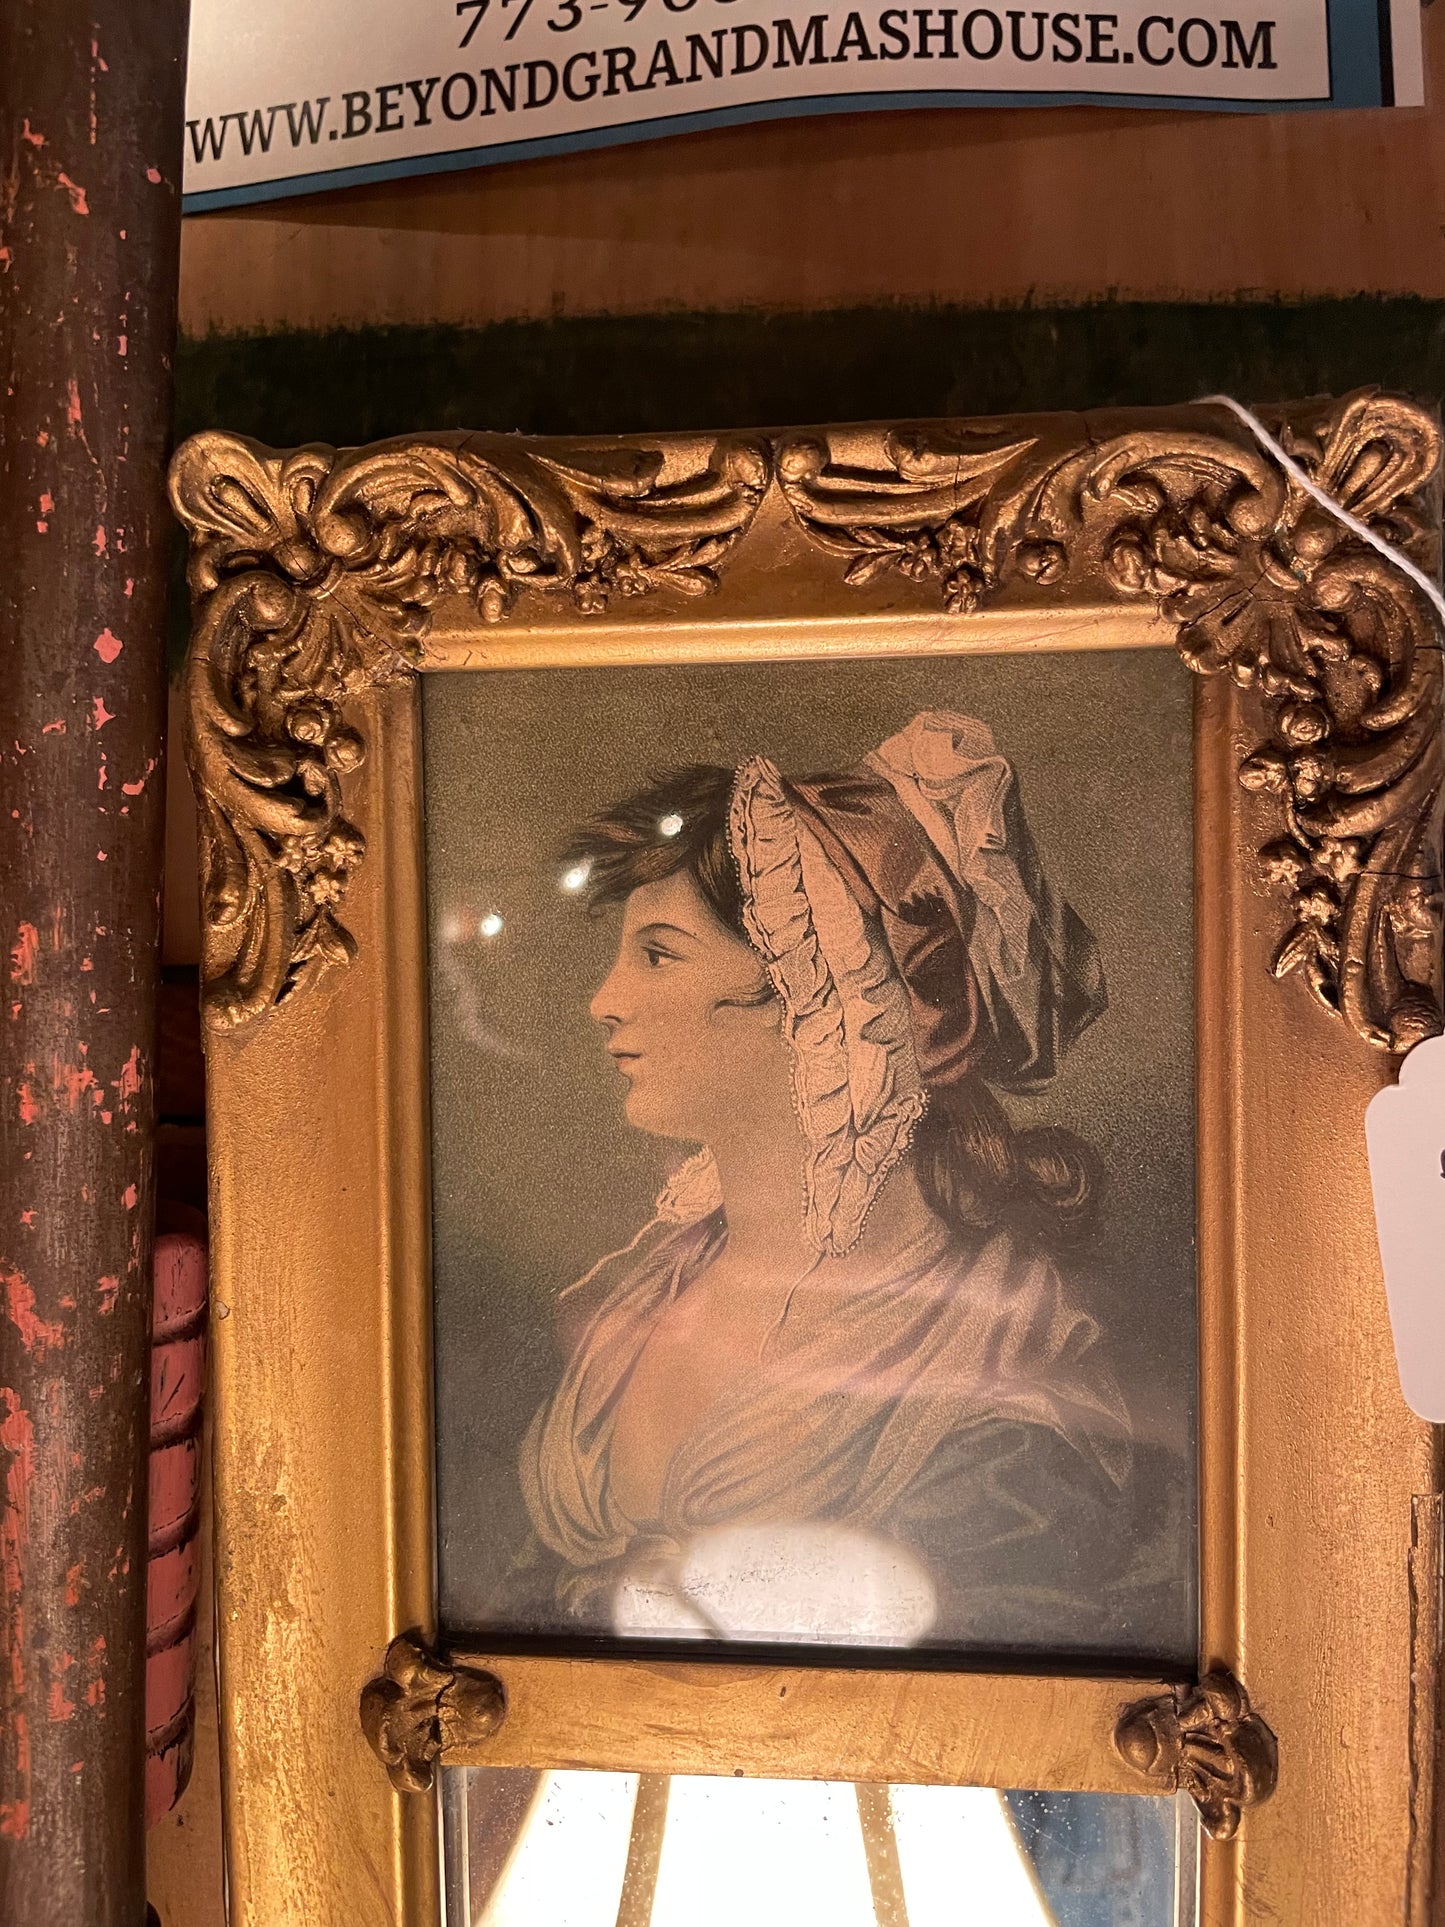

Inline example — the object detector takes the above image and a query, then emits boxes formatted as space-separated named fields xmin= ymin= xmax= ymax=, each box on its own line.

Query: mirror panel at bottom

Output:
xmin=443 ymin=1765 xmax=1197 ymax=1927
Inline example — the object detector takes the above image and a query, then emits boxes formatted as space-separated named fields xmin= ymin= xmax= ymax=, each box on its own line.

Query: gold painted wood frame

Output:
xmin=171 ymin=395 xmax=1445 ymax=1927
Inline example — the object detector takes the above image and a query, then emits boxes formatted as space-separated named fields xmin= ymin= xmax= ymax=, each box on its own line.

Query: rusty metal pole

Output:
xmin=1 ymin=6 xmax=189 ymax=1923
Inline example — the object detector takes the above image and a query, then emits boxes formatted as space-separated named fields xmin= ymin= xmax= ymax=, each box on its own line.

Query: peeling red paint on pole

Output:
xmin=4 ymin=1270 xmax=67 ymax=1356
xmin=0 ymin=4 xmax=188 ymax=1921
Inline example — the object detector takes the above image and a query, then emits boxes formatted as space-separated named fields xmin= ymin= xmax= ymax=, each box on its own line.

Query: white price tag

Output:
xmin=1366 ymin=1034 xmax=1445 ymax=1423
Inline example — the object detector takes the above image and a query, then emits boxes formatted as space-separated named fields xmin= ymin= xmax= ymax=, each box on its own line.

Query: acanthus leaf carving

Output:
xmin=1113 ymin=1670 xmax=1278 ymax=1840
xmin=176 ymin=396 xmax=1443 ymax=1051
xmin=779 ymin=393 xmax=1444 ymax=1054
xmin=776 ymin=429 xmax=1038 ymax=612
xmin=537 ymin=439 xmax=772 ymax=611
xmin=171 ymin=430 xmax=770 ymax=1028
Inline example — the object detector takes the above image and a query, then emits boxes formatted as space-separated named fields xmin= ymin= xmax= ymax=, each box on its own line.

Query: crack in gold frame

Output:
xmin=172 ymin=396 xmax=1445 ymax=1927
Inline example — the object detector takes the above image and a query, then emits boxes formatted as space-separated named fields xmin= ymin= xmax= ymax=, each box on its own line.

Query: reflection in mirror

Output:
xmin=442 ymin=1766 xmax=1197 ymax=1927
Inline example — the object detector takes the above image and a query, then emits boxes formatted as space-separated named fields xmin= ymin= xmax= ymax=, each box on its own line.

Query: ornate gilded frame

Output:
xmin=172 ymin=394 xmax=1445 ymax=1927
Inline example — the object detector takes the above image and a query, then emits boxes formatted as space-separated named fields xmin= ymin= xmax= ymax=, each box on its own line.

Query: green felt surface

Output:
xmin=175 ymin=299 xmax=1445 ymax=449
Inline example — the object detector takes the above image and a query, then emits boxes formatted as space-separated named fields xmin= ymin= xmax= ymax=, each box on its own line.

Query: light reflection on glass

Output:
xmin=446 ymin=1767 xmax=1193 ymax=1927
xmin=475 ymin=1770 xmax=635 ymax=1927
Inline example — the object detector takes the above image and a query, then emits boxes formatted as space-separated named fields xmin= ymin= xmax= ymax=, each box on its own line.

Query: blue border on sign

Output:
xmin=181 ymin=0 xmax=1383 ymax=215
xmin=1324 ymin=0 xmax=1384 ymax=105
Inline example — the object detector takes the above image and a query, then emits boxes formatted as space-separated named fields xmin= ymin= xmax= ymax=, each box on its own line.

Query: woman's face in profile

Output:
xmin=589 ymin=869 xmax=793 ymax=1144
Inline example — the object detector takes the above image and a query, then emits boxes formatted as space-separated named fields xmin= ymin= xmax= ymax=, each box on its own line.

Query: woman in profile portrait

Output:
xmin=516 ymin=709 xmax=1153 ymax=1651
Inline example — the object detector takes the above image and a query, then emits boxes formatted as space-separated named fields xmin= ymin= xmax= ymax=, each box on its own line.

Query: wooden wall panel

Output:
xmin=180 ymin=7 xmax=1445 ymax=332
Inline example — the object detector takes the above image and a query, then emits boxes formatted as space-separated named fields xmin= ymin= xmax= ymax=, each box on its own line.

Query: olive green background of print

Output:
xmin=423 ymin=648 xmax=1196 ymax=1650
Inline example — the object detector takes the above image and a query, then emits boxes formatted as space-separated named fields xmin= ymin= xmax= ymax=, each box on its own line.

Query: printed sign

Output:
xmin=184 ymin=0 xmax=1422 ymax=210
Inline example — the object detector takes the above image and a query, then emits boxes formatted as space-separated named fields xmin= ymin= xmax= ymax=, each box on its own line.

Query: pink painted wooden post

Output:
xmin=145 ymin=1230 xmax=207 ymax=1827
xmin=0 ymin=5 xmax=189 ymax=1920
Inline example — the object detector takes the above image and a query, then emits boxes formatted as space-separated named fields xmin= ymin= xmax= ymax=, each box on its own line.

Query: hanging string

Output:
xmin=1197 ymin=392 xmax=1445 ymax=632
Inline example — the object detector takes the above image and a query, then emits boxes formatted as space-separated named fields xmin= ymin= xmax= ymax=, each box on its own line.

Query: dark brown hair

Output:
xmin=565 ymin=767 xmax=1098 ymax=1250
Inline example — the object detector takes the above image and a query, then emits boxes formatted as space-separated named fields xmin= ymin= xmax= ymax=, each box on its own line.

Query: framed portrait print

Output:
xmin=171 ymin=392 xmax=1444 ymax=1927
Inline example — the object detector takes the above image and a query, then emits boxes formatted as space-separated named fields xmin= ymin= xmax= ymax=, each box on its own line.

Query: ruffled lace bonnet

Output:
xmin=727 ymin=710 xmax=1106 ymax=1257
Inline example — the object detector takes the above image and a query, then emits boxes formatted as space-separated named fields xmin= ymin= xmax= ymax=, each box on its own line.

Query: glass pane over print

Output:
xmin=426 ymin=652 xmax=1197 ymax=1661
xmin=442 ymin=1767 xmax=1196 ymax=1927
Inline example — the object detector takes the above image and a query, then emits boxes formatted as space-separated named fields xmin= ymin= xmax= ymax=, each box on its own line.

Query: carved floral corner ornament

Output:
xmin=1113 ymin=1671 xmax=1278 ymax=1841
xmin=359 ymin=1634 xmax=506 ymax=1795
xmin=171 ymin=393 xmax=1444 ymax=1051
xmin=169 ymin=431 xmax=770 ymax=1028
